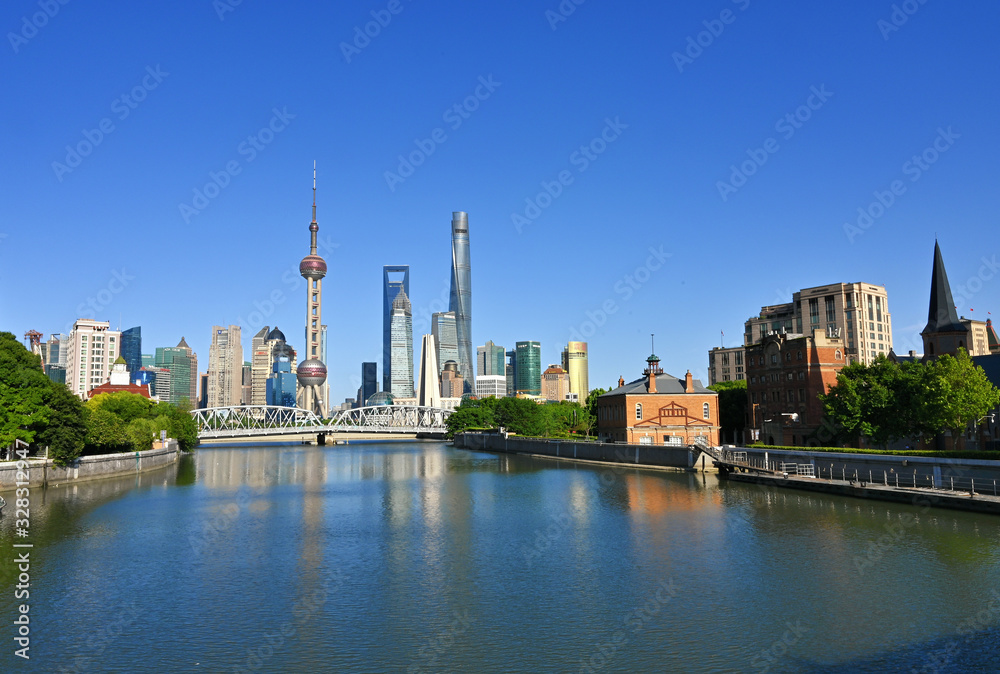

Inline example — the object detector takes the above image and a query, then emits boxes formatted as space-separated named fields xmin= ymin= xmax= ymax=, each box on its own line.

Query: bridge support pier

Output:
xmin=317 ymin=433 xmax=326 ymax=446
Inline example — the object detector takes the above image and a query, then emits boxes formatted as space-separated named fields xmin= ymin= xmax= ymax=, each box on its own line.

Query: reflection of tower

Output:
xmin=449 ymin=212 xmax=473 ymax=393
xmin=296 ymin=163 xmax=328 ymax=417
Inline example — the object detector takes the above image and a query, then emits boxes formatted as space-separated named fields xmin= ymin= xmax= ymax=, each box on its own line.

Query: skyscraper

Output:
xmin=515 ymin=341 xmax=541 ymax=396
xmin=432 ymin=311 xmax=459 ymax=377
xmin=207 ymin=325 xmax=243 ymax=408
xmin=505 ymin=349 xmax=517 ymax=398
xmin=389 ymin=289 xmax=414 ymax=398
xmin=65 ymin=319 xmax=122 ymax=398
xmin=383 ymin=265 xmax=410 ymax=391
xmin=449 ymin=211 xmax=473 ymax=393
xmin=361 ymin=362 xmax=378 ymax=406
xmin=250 ymin=326 xmax=271 ymax=405
xmin=296 ymin=163 xmax=328 ymax=418
xmin=417 ymin=334 xmax=441 ymax=408
xmin=562 ymin=341 xmax=589 ymax=404
xmin=477 ymin=340 xmax=505 ymax=377
xmin=155 ymin=342 xmax=195 ymax=404
xmin=121 ymin=326 xmax=142 ymax=377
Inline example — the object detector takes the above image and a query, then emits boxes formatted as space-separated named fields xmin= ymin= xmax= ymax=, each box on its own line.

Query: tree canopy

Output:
xmin=708 ymin=379 xmax=747 ymax=444
xmin=820 ymin=351 xmax=999 ymax=449
xmin=445 ymin=396 xmax=593 ymax=439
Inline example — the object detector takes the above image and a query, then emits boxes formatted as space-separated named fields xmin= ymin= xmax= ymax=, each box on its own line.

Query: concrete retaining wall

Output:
xmin=0 ymin=441 xmax=180 ymax=490
xmin=731 ymin=446 xmax=1000 ymax=486
xmin=455 ymin=433 xmax=697 ymax=470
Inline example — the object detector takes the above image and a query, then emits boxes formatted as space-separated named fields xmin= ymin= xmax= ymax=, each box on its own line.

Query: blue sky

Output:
xmin=3 ymin=0 xmax=999 ymax=403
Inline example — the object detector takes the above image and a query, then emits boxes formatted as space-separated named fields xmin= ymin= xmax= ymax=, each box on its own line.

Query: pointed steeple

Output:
xmin=177 ymin=336 xmax=190 ymax=349
xmin=923 ymin=240 xmax=965 ymax=334
xmin=987 ymin=318 xmax=1000 ymax=354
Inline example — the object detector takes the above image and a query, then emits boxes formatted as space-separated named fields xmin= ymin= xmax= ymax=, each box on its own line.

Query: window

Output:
xmin=770 ymin=354 xmax=778 ymax=364
xmin=798 ymin=371 xmax=805 ymax=380
xmin=786 ymin=352 xmax=791 ymax=362
xmin=799 ymin=388 xmax=805 ymax=402
xmin=835 ymin=350 xmax=842 ymax=360
xmin=759 ymin=356 xmax=764 ymax=366
xmin=797 ymin=350 xmax=803 ymax=360
xmin=751 ymin=376 xmax=757 ymax=384
xmin=722 ymin=353 xmax=730 ymax=366
xmin=703 ymin=403 xmax=710 ymax=419
xmin=635 ymin=403 xmax=642 ymax=420
xmin=825 ymin=296 xmax=837 ymax=322
xmin=751 ymin=393 xmax=757 ymax=404
xmin=787 ymin=373 xmax=793 ymax=380
xmin=809 ymin=298 xmax=819 ymax=324
xmin=735 ymin=352 xmax=743 ymax=365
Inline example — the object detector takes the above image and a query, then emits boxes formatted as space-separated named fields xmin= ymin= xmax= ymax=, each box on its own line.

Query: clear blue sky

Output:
xmin=3 ymin=0 xmax=999 ymax=403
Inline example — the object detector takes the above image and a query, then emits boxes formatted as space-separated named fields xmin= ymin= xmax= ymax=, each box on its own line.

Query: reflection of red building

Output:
xmin=746 ymin=328 xmax=845 ymax=445
xmin=597 ymin=354 xmax=720 ymax=446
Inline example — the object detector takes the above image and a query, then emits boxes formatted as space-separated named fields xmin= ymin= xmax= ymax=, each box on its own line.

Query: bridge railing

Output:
xmin=192 ymin=404 xmax=453 ymax=437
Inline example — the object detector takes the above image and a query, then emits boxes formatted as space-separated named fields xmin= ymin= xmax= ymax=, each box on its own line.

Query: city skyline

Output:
xmin=5 ymin=3 xmax=999 ymax=404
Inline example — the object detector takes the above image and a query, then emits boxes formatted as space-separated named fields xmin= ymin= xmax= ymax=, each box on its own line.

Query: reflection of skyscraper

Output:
xmin=121 ymin=327 xmax=142 ymax=377
xmin=390 ymin=289 xmax=414 ymax=398
xmin=432 ymin=311 xmax=458 ymax=377
xmin=449 ymin=212 xmax=473 ymax=393
xmin=383 ymin=265 xmax=410 ymax=391
xmin=515 ymin=341 xmax=541 ymax=396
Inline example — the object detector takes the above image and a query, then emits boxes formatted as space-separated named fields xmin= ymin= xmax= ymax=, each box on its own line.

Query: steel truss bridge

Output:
xmin=192 ymin=404 xmax=454 ymax=441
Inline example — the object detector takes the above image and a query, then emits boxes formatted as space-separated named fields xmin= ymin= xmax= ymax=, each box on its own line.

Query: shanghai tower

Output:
xmin=449 ymin=211 xmax=473 ymax=394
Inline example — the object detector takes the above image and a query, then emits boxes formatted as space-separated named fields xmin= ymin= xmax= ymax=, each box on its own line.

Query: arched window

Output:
xmin=703 ymin=403 xmax=710 ymax=419
xmin=835 ymin=350 xmax=842 ymax=360
xmin=797 ymin=350 xmax=803 ymax=360
xmin=635 ymin=403 xmax=642 ymax=420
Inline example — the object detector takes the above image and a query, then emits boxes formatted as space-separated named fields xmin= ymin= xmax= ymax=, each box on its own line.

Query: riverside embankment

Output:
xmin=454 ymin=432 xmax=702 ymax=471
xmin=0 ymin=441 xmax=180 ymax=490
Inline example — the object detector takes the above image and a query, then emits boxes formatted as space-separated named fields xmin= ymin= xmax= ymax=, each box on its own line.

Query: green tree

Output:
xmin=494 ymin=397 xmax=544 ymax=436
xmin=0 ymin=332 xmax=52 ymax=449
xmin=708 ymin=380 xmax=747 ymax=444
xmin=155 ymin=399 xmax=199 ymax=451
xmin=87 ymin=390 xmax=154 ymax=423
xmin=37 ymin=381 xmax=87 ymax=466
xmin=922 ymin=350 xmax=1000 ymax=448
xmin=126 ymin=418 xmax=157 ymax=452
xmin=84 ymin=407 xmax=130 ymax=452
xmin=445 ymin=397 xmax=497 ymax=437
xmin=820 ymin=356 xmax=910 ymax=448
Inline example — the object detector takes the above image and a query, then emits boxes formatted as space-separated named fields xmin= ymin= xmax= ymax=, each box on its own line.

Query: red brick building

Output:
xmin=745 ymin=328 xmax=846 ymax=446
xmin=597 ymin=354 xmax=720 ymax=446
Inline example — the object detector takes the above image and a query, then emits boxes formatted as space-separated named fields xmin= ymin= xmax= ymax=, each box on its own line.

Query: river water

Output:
xmin=2 ymin=441 xmax=1000 ymax=672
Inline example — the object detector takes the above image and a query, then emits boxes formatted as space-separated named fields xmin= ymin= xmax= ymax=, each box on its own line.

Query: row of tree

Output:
xmin=820 ymin=351 xmax=1000 ymax=449
xmin=0 ymin=331 xmax=198 ymax=466
xmin=445 ymin=396 xmax=596 ymax=438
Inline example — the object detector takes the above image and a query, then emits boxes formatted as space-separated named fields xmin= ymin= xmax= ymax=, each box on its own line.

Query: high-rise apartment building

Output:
xmin=561 ymin=341 xmax=589 ymax=404
xmin=207 ymin=325 xmax=243 ymax=408
xmin=390 ymin=289 xmax=414 ymax=398
xmin=432 ymin=311 xmax=459 ymax=378
xmin=65 ymin=319 xmax=122 ymax=398
xmin=542 ymin=365 xmax=570 ymax=402
xmin=383 ymin=265 xmax=410 ymax=392
xmin=515 ymin=341 xmax=541 ymax=396
xmin=744 ymin=282 xmax=891 ymax=364
xmin=708 ymin=345 xmax=746 ymax=385
xmin=121 ymin=327 xmax=142 ymax=377
xmin=250 ymin=326 xmax=271 ymax=406
xmin=475 ymin=375 xmax=506 ymax=399
xmin=449 ymin=212 xmax=473 ymax=393
xmin=477 ymin=340 xmax=505 ymax=378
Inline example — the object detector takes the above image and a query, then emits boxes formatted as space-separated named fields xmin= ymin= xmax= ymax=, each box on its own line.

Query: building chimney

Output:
xmin=685 ymin=370 xmax=694 ymax=393
xmin=618 ymin=376 xmax=624 ymax=388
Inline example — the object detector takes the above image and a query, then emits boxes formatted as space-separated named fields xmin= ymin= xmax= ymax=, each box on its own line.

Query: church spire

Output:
xmin=923 ymin=240 xmax=964 ymax=334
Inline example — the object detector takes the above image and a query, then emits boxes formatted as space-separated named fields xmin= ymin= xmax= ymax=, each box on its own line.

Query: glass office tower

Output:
xmin=449 ymin=212 xmax=473 ymax=393
xmin=383 ymin=265 xmax=410 ymax=392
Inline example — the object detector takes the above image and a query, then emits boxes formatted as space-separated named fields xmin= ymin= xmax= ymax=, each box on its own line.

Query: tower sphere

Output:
xmin=300 ymin=255 xmax=327 ymax=279
xmin=296 ymin=358 xmax=327 ymax=387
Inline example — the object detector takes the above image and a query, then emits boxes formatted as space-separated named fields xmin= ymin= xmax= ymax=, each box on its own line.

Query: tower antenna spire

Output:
xmin=311 ymin=160 xmax=317 ymax=225
xmin=651 ymin=333 xmax=654 ymax=354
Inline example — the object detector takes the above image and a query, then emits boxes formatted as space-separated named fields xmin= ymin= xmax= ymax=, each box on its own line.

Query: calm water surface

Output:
xmin=2 ymin=441 xmax=1000 ymax=672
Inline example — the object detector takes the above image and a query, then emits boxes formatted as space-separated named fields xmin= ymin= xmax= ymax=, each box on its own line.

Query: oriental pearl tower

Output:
xmin=296 ymin=162 xmax=328 ymax=418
